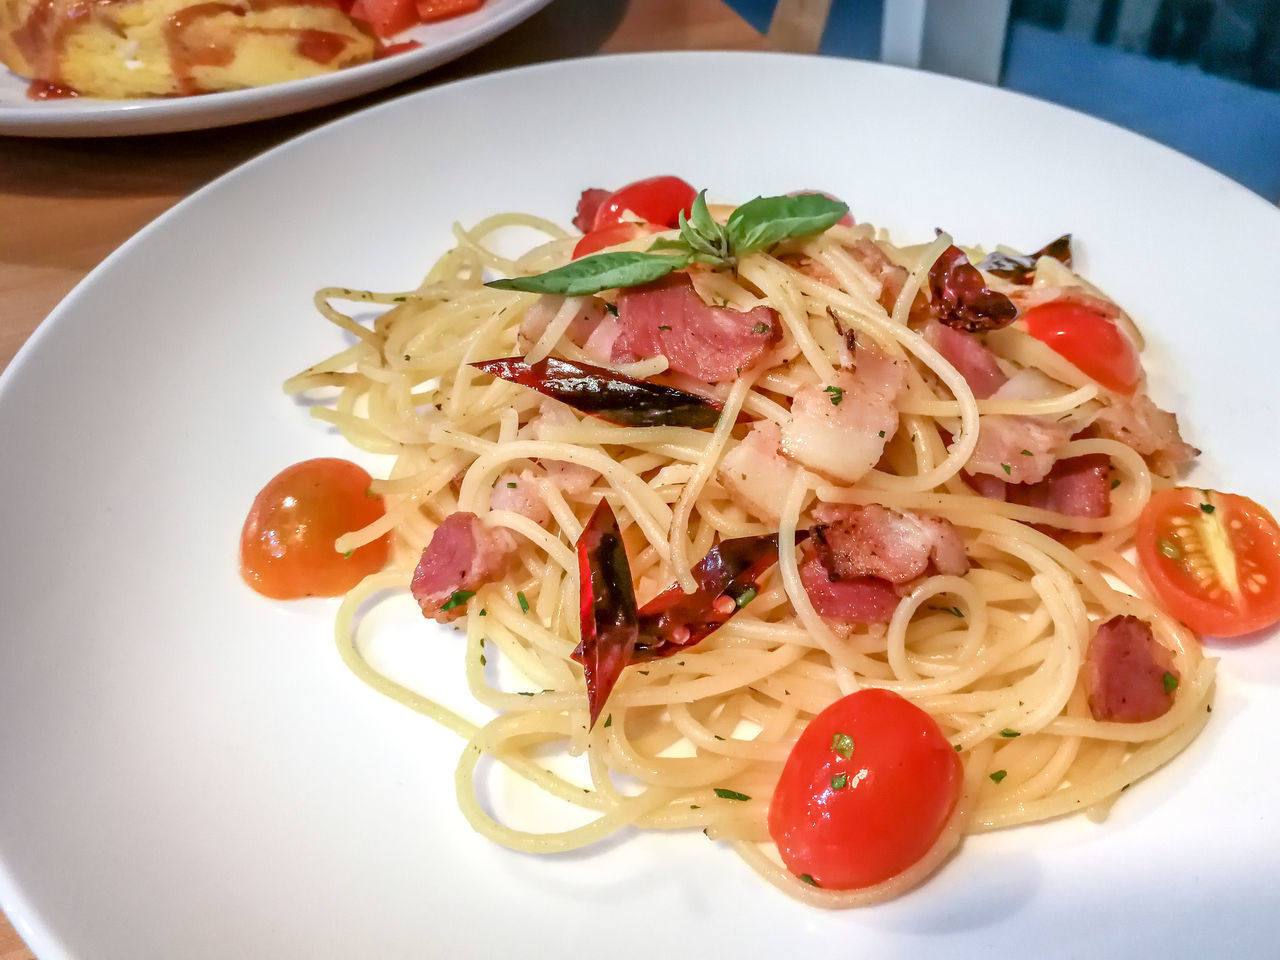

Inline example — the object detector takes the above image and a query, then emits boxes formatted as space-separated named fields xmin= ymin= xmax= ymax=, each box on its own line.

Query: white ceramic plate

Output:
xmin=0 ymin=0 xmax=549 ymax=136
xmin=2 ymin=52 xmax=1279 ymax=959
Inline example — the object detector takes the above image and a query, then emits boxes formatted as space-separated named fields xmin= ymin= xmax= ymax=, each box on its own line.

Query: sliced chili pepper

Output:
xmin=471 ymin=356 xmax=723 ymax=428
xmin=571 ymin=500 xmax=639 ymax=728
xmin=978 ymin=234 xmax=1073 ymax=284
xmin=928 ymin=244 xmax=1019 ymax=332
xmin=633 ymin=531 xmax=808 ymax=660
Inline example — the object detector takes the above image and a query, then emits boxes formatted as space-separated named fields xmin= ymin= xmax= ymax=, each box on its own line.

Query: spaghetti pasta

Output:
xmin=284 ymin=193 xmax=1214 ymax=906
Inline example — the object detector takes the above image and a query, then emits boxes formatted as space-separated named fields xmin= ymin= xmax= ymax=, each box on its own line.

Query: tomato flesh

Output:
xmin=767 ymin=688 xmax=962 ymax=890
xmin=1136 ymin=487 xmax=1280 ymax=637
xmin=572 ymin=222 xmax=662 ymax=259
xmin=1021 ymin=297 xmax=1141 ymax=394
xmin=240 ymin=458 xmax=390 ymax=600
xmin=591 ymin=176 xmax=697 ymax=231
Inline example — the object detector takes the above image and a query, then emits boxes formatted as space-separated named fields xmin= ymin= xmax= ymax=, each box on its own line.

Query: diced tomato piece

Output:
xmin=416 ymin=0 xmax=481 ymax=21
xmin=1021 ymin=297 xmax=1141 ymax=395
xmin=354 ymin=0 xmax=418 ymax=38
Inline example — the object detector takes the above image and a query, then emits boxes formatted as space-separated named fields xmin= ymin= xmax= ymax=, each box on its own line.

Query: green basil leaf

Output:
xmin=486 ymin=251 xmax=691 ymax=296
xmin=726 ymin=193 xmax=850 ymax=256
xmin=689 ymin=190 xmax=723 ymax=244
xmin=647 ymin=235 xmax=693 ymax=253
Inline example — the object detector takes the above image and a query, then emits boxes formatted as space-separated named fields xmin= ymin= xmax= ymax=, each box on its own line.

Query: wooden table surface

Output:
xmin=0 ymin=2 xmax=768 ymax=955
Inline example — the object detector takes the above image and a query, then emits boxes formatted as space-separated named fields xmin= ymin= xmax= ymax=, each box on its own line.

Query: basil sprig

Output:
xmin=485 ymin=190 xmax=849 ymax=297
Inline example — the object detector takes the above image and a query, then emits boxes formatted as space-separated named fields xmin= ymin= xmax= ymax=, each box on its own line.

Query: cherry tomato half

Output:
xmin=572 ymin=222 xmax=661 ymax=259
xmin=240 ymin=458 xmax=390 ymax=600
xmin=591 ymin=175 xmax=697 ymax=231
xmin=767 ymin=688 xmax=962 ymax=890
xmin=1021 ymin=297 xmax=1141 ymax=395
xmin=1136 ymin=487 xmax=1280 ymax=637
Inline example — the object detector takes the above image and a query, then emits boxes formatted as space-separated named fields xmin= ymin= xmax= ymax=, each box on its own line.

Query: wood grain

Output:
xmin=0 ymin=2 xmax=763 ymax=955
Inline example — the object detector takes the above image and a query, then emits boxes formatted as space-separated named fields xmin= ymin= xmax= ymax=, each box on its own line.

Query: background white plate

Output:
xmin=0 ymin=0 xmax=550 ymax=136
xmin=2 ymin=52 xmax=1279 ymax=959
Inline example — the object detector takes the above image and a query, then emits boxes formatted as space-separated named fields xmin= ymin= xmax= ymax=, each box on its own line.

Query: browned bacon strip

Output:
xmin=410 ymin=512 xmax=513 ymax=623
xmin=1085 ymin=615 xmax=1179 ymax=722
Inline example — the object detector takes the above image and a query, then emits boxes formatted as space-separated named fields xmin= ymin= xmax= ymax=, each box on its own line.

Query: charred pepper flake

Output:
xmin=928 ymin=244 xmax=1019 ymax=332
xmin=569 ymin=501 xmax=639 ymax=728
xmin=977 ymin=233 xmax=1073 ymax=284
xmin=633 ymin=532 xmax=807 ymax=660
xmin=471 ymin=356 xmax=723 ymax=429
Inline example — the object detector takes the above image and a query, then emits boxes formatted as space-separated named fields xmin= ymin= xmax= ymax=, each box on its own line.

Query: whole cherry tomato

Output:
xmin=591 ymin=176 xmax=698 ymax=231
xmin=1136 ymin=487 xmax=1280 ymax=637
xmin=768 ymin=688 xmax=962 ymax=890
xmin=240 ymin=458 xmax=390 ymax=599
xmin=1021 ymin=297 xmax=1141 ymax=394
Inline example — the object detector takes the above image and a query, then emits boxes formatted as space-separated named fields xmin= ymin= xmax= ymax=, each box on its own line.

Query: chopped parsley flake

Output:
xmin=517 ymin=691 xmax=534 ymax=696
xmin=824 ymin=385 xmax=844 ymax=405
xmin=714 ymin=788 xmax=751 ymax=801
xmin=479 ymin=654 xmax=486 ymax=666
xmin=830 ymin=773 xmax=849 ymax=790
xmin=690 ymin=804 xmax=700 ymax=810
xmin=999 ymin=728 xmax=1021 ymax=738
xmin=1020 ymin=449 xmax=1033 ymax=456
xmin=343 ymin=550 xmax=353 ymax=559
xmin=1111 ymin=479 xmax=1121 ymax=489
xmin=506 ymin=481 xmax=518 ymax=488
xmin=954 ymin=744 xmax=963 ymax=751
xmin=752 ymin=322 xmax=772 ymax=335
xmin=478 ymin=609 xmax=486 ymax=617
xmin=392 ymin=296 xmax=406 ymax=302
xmin=930 ymin=605 xmax=964 ymax=618
xmin=735 ymin=586 xmax=759 ymax=608
xmin=403 ymin=354 xmax=411 ymax=361
xmin=604 ymin=302 xmax=619 ymax=316
xmin=603 ymin=714 xmax=612 ymax=727
xmin=878 ymin=430 xmax=886 ymax=438
xmin=1200 ymin=503 xmax=1216 ymax=514
xmin=830 ymin=732 xmax=855 ymax=759
xmin=658 ymin=324 xmax=672 ymax=331
xmin=799 ymin=873 xmax=820 ymax=887
xmin=517 ymin=591 xmax=530 ymax=613
xmin=989 ymin=770 xmax=1008 ymax=784
xmin=440 ymin=590 xmax=474 ymax=611
xmin=1001 ymin=463 xmax=1012 ymax=475
xmin=1163 ymin=672 xmax=1179 ymax=693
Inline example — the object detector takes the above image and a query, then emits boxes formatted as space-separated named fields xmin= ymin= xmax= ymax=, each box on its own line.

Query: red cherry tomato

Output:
xmin=591 ymin=176 xmax=697 ymax=231
xmin=1136 ymin=487 xmax=1280 ymax=637
xmin=1021 ymin=297 xmax=1141 ymax=394
xmin=572 ymin=222 xmax=661 ymax=259
xmin=240 ymin=458 xmax=390 ymax=600
xmin=768 ymin=688 xmax=962 ymax=890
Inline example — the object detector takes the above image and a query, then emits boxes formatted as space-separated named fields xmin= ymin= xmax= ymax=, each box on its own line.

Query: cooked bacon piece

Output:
xmin=1085 ymin=615 xmax=1179 ymax=722
xmin=780 ymin=345 xmax=906 ymax=483
xmin=811 ymin=503 xmax=968 ymax=584
xmin=966 ymin=370 xmax=1080 ymax=483
xmin=490 ymin=471 xmax=550 ymax=526
xmin=573 ymin=188 xmax=610 ymax=233
xmin=972 ymin=454 xmax=1111 ymax=519
xmin=517 ymin=295 xmax=608 ymax=356
xmin=719 ymin=420 xmax=800 ymax=525
xmin=1093 ymin=393 xmax=1198 ymax=477
xmin=798 ymin=551 xmax=901 ymax=624
xmin=924 ymin=321 xmax=1008 ymax=399
xmin=848 ymin=238 xmax=909 ymax=314
xmin=410 ymin=512 xmax=514 ymax=623
xmin=612 ymin=275 xmax=781 ymax=383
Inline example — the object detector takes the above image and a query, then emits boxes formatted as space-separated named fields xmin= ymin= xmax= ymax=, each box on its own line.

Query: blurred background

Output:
xmin=736 ymin=0 xmax=1280 ymax=201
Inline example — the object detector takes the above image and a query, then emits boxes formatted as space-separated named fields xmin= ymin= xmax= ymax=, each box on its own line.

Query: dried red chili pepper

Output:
xmin=471 ymin=356 xmax=723 ymax=428
xmin=571 ymin=501 xmax=639 ymax=727
xmin=928 ymin=244 xmax=1019 ymax=332
xmin=978 ymin=234 xmax=1073 ymax=284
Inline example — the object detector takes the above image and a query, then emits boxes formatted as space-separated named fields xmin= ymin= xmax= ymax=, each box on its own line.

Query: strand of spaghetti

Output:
xmin=737 ymin=255 xmax=837 ymax=384
xmin=900 ymin=384 xmax=1100 ymax=418
xmin=526 ymin=295 xmax=588 ymax=365
xmin=669 ymin=373 xmax=755 ymax=593
xmin=455 ymin=439 xmax=674 ymax=558
xmin=334 ymin=572 xmax=478 ymax=738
